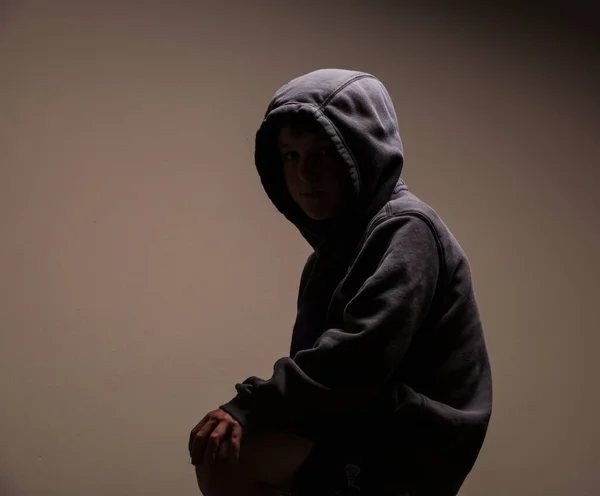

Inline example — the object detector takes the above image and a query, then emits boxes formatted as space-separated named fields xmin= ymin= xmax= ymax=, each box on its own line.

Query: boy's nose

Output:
xmin=298 ymin=158 xmax=320 ymax=183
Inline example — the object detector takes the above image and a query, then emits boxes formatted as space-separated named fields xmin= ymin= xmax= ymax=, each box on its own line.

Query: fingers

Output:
xmin=190 ymin=417 xmax=217 ymax=466
xmin=188 ymin=414 xmax=210 ymax=453
xmin=203 ymin=419 xmax=230 ymax=466
xmin=228 ymin=421 xmax=243 ymax=465
xmin=189 ymin=409 xmax=243 ymax=467
xmin=217 ymin=435 xmax=229 ymax=463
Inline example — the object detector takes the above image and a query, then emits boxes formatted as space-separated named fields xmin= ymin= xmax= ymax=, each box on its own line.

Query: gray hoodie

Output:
xmin=220 ymin=69 xmax=492 ymax=495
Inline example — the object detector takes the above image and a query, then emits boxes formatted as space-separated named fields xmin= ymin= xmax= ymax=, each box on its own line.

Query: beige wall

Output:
xmin=1 ymin=1 xmax=598 ymax=495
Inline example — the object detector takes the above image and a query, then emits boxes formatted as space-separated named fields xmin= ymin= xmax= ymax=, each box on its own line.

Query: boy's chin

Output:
xmin=303 ymin=209 xmax=336 ymax=221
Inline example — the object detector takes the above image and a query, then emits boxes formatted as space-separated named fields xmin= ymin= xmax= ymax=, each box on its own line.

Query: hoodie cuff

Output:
xmin=219 ymin=396 xmax=253 ymax=428
xmin=221 ymin=397 xmax=322 ymax=442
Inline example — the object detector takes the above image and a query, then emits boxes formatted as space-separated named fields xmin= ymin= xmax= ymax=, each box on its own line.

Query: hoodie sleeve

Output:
xmin=220 ymin=214 xmax=440 ymax=437
xmin=296 ymin=252 xmax=316 ymax=308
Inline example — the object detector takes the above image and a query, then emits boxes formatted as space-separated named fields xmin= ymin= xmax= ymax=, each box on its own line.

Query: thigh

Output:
xmin=291 ymin=434 xmax=418 ymax=496
xmin=195 ymin=430 xmax=314 ymax=493
xmin=195 ymin=464 xmax=285 ymax=496
xmin=237 ymin=430 xmax=314 ymax=487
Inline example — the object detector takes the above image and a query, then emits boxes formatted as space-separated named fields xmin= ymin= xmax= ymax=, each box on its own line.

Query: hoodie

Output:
xmin=220 ymin=69 xmax=492 ymax=495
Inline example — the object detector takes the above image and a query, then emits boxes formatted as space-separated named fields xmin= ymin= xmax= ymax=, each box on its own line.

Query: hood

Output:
xmin=254 ymin=69 xmax=404 ymax=248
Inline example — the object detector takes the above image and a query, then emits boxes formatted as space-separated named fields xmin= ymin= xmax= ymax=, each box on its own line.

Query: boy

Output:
xmin=189 ymin=69 xmax=493 ymax=495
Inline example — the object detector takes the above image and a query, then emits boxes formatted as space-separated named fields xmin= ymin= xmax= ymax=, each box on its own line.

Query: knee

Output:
xmin=194 ymin=463 xmax=210 ymax=492
xmin=196 ymin=463 xmax=281 ymax=496
xmin=195 ymin=463 xmax=234 ymax=485
xmin=195 ymin=463 xmax=235 ymax=495
xmin=239 ymin=430 xmax=314 ymax=486
xmin=194 ymin=463 xmax=209 ymax=485
xmin=194 ymin=431 xmax=313 ymax=494
xmin=196 ymin=464 xmax=231 ymax=495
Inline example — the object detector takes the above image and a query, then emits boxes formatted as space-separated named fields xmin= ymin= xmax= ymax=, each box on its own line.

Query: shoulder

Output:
xmin=365 ymin=186 xmax=469 ymax=273
xmin=373 ymin=185 xmax=441 ymax=227
xmin=366 ymin=188 xmax=442 ymax=246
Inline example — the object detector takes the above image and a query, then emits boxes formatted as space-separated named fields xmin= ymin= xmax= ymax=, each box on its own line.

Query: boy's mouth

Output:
xmin=300 ymin=191 xmax=324 ymax=198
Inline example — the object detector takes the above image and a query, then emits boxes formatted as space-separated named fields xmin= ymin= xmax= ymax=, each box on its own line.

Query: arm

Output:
xmin=220 ymin=214 xmax=440 ymax=437
xmin=296 ymin=252 xmax=316 ymax=308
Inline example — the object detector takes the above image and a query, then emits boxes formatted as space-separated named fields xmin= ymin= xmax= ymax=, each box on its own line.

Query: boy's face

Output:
xmin=278 ymin=124 xmax=353 ymax=220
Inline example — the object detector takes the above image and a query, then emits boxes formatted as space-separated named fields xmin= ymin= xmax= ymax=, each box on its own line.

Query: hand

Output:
xmin=189 ymin=409 xmax=243 ymax=467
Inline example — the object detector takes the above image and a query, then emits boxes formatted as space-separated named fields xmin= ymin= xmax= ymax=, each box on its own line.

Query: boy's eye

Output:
xmin=283 ymin=151 xmax=298 ymax=162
